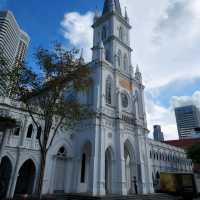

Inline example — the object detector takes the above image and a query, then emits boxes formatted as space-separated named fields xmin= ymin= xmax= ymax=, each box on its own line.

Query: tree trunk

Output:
xmin=37 ymin=119 xmax=52 ymax=199
xmin=38 ymin=151 xmax=47 ymax=199
xmin=0 ymin=129 xmax=7 ymax=163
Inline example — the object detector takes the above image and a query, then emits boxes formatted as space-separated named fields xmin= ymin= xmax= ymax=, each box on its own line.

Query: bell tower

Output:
xmin=89 ymin=0 xmax=151 ymax=196
xmin=92 ymin=0 xmax=132 ymax=75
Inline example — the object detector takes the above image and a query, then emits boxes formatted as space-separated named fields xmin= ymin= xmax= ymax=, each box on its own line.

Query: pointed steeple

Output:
xmin=135 ymin=64 xmax=142 ymax=82
xmin=102 ymin=0 xmax=122 ymax=16
xmin=125 ymin=7 xmax=129 ymax=22
xmin=79 ymin=49 xmax=85 ymax=64
xmin=135 ymin=64 xmax=140 ymax=74
xmin=94 ymin=6 xmax=100 ymax=23
xmin=98 ymin=40 xmax=105 ymax=61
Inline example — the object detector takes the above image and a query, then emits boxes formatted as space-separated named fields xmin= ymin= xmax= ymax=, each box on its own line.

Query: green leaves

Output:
xmin=187 ymin=143 xmax=200 ymax=164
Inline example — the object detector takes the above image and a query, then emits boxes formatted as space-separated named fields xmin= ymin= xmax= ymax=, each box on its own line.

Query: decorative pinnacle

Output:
xmin=94 ymin=6 xmax=99 ymax=21
xmin=136 ymin=64 xmax=140 ymax=74
xmin=99 ymin=40 xmax=104 ymax=49
xmin=79 ymin=49 xmax=85 ymax=63
xmin=125 ymin=7 xmax=129 ymax=21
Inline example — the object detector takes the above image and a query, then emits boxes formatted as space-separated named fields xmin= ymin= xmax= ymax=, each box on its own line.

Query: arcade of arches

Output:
xmin=0 ymin=156 xmax=12 ymax=198
xmin=0 ymin=157 xmax=36 ymax=198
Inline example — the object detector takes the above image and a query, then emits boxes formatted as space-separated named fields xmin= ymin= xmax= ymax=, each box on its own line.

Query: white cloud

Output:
xmin=61 ymin=11 xmax=94 ymax=61
xmin=60 ymin=1 xmax=200 ymax=140
xmin=146 ymin=97 xmax=178 ymax=140
xmin=171 ymin=90 xmax=200 ymax=110
xmin=60 ymin=1 xmax=200 ymax=87
xmin=146 ymin=90 xmax=200 ymax=140
xmin=120 ymin=0 xmax=200 ymax=88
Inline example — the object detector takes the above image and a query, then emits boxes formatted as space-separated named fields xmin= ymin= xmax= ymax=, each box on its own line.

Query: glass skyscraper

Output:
xmin=175 ymin=105 xmax=200 ymax=139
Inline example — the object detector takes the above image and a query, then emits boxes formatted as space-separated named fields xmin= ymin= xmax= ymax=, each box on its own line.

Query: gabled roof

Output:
xmin=164 ymin=138 xmax=200 ymax=149
xmin=102 ymin=0 xmax=122 ymax=16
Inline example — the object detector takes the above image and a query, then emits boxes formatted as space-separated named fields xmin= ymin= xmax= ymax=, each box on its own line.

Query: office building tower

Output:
xmin=0 ymin=10 xmax=30 ymax=95
xmin=153 ymin=125 xmax=164 ymax=142
xmin=175 ymin=105 xmax=200 ymax=139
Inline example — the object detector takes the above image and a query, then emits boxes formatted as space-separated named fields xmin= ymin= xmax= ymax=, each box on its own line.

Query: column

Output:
xmin=8 ymin=149 xmax=20 ymax=198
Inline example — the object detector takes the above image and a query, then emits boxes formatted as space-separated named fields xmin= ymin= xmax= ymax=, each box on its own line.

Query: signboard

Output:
xmin=160 ymin=172 xmax=196 ymax=195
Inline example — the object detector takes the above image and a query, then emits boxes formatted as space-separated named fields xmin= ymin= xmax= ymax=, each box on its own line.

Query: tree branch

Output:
xmin=46 ymin=116 xmax=64 ymax=152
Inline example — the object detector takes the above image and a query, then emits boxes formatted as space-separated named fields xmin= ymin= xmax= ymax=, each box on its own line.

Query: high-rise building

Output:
xmin=175 ymin=105 xmax=200 ymax=139
xmin=153 ymin=125 xmax=164 ymax=142
xmin=0 ymin=10 xmax=30 ymax=95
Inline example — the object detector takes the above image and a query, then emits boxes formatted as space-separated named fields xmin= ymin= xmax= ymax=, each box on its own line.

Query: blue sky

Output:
xmin=0 ymin=0 xmax=102 ymax=68
xmin=1 ymin=0 xmax=200 ymax=140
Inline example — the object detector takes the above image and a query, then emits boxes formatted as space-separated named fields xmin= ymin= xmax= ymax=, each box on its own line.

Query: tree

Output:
xmin=0 ymin=52 xmax=17 ymax=162
xmin=0 ymin=51 xmax=9 ymax=96
xmin=187 ymin=143 xmax=200 ymax=164
xmin=9 ymin=43 xmax=92 ymax=197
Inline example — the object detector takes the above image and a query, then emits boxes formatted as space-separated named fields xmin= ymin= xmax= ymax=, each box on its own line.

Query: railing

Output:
xmin=3 ymin=135 xmax=40 ymax=150
xmin=23 ymin=139 xmax=40 ymax=150
xmin=7 ymin=136 xmax=20 ymax=147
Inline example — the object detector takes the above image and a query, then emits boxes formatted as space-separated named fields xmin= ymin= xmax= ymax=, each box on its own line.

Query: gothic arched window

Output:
xmin=81 ymin=153 xmax=86 ymax=183
xmin=105 ymin=76 xmax=112 ymax=105
xmin=123 ymin=54 xmax=128 ymax=71
xmin=27 ymin=124 xmax=33 ymax=138
xmin=102 ymin=26 xmax=107 ymax=41
xmin=14 ymin=127 xmax=20 ymax=136
xmin=117 ymin=50 xmax=122 ymax=68
xmin=57 ymin=146 xmax=66 ymax=157
xmin=121 ymin=92 xmax=129 ymax=108
xmin=105 ymin=49 xmax=110 ymax=61
xmin=119 ymin=27 xmax=123 ymax=41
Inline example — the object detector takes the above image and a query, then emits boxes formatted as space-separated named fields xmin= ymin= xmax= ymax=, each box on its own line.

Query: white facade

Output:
xmin=0 ymin=0 xmax=193 ymax=198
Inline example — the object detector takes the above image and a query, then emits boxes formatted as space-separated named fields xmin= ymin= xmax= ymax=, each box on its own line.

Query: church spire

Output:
xmin=102 ymin=0 xmax=122 ymax=16
xmin=125 ymin=7 xmax=129 ymax=22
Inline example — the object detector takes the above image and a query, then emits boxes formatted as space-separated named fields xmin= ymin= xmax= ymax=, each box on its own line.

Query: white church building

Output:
xmin=0 ymin=0 xmax=193 ymax=198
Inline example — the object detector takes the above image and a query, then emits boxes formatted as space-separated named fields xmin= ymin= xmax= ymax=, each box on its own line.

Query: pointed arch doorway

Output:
xmin=53 ymin=146 xmax=67 ymax=193
xmin=124 ymin=146 xmax=132 ymax=193
xmin=124 ymin=140 xmax=137 ymax=194
xmin=105 ymin=147 xmax=114 ymax=194
xmin=15 ymin=159 xmax=36 ymax=195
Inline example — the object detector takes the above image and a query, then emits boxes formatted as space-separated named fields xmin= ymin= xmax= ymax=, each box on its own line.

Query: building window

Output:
xmin=81 ymin=153 xmax=86 ymax=183
xmin=123 ymin=54 xmax=128 ymax=71
xmin=102 ymin=26 xmax=107 ymax=41
xmin=36 ymin=126 xmax=42 ymax=140
xmin=106 ymin=76 xmax=112 ymax=105
xmin=105 ymin=49 xmax=110 ymax=61
xmin=57 ymin=146 xmax=66 ymax=157
xmin=121 ymin=92 xmax=129 ymax=108
xmin=119 ymin=27 xmax=123 ymax=41
xmin=14 ymin=127 xmax=20 ymax=136
xmin=117 ymin=50 xmax=121 ymax=68
xmin=27 ymin=124 xmax=33 ymax=138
